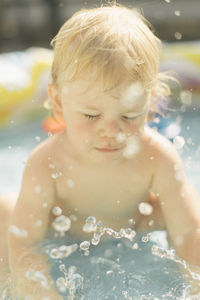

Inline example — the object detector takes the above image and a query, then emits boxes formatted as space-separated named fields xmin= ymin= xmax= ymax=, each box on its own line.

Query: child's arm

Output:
xmin=152 ymin=136 xmax=200 ymax=267
xmin=8 ymin=145 xmax=63 ymax=300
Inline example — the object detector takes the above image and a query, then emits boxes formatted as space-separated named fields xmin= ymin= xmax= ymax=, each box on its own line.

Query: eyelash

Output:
xmin=84 ymin=114 xmax=138 ymax=121
xmin=84 ymin=114 xmax=100 ymax=120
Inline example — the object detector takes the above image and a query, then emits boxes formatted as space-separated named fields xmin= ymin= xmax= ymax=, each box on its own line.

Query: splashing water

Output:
xmin=56 ymin=264 xmax=84 ymax=297
xmin=82 ymin=217 xmax=137 ymax=248
xmin=8 ymin=225 xmax=28 ymax=238
xmin=25 ymin=270 xmax=49 ymax=289
xmin=165 ymin=123 xmax=181 ymax=139
xmin=138 ymin=202 xmax=153 ymax=216
xmin=82 ymin=216 xmax=97 ymax=233
xmin=120 ymin=82 xmax=144 ymax=109
xmin=116 ymin=132 xmax=126 ymax=143
xmin=50 ymin=244 xmax=78 ymax=259
xmin=51 ymin=172 xmax=63 ymax=179
xmin=173 ymin=136 xmax=185 ymax=149
xmin=52 ymin=206 xmax=62 ymax=216
xmin=80 ymin=240 xmax=90 ymax=251
xmin=52 ymin=215 xmax=71 ymax=233
xmin=123 ymin=136 xmax=140 ymax=158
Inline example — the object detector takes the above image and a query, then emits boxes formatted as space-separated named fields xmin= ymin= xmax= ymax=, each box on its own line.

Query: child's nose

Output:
xmin=98 ymin=119 xmax=121 ymax=138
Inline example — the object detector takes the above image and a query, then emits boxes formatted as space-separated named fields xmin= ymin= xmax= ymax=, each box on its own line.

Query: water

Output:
xmin=0 ymin=108 xmax=200 ymax=299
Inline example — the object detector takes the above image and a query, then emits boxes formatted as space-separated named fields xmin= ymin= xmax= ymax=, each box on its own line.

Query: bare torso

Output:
xmin=47 ymin=127 xmax=164 ymax=234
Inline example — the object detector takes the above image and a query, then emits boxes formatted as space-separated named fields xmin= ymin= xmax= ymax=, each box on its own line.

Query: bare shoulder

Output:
xmin=144 ymin=126 xmax=183 ymax=167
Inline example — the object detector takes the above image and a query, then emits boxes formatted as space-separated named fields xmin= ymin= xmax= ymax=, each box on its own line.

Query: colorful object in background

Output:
xmin=0 ymin=47 xmax=52 ymax=128
xmin=161 ymin=41 xmax=200 ymax=92
xmin=42 ymin=116 xmax=66 ymax=134
xmin=0 ymin=42 xmax=200 ymax=132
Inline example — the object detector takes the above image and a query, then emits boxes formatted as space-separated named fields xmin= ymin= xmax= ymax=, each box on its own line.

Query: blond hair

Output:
xmin=50 ymin=4 xmax=172 ymax=115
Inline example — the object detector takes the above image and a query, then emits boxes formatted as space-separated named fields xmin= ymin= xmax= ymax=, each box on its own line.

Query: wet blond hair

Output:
xmin=50 ymin=4 xmax=172 ymax=115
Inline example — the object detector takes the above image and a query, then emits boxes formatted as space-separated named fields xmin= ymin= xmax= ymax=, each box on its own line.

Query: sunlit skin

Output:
xmin=1 ymin=76 xmax=200 ymax=299
xmin=55 ymin=78 xmax=149 ymax=164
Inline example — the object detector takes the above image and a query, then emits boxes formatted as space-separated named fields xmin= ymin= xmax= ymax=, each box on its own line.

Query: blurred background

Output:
xmin=0 ymin=0 xmax=200 ymax=53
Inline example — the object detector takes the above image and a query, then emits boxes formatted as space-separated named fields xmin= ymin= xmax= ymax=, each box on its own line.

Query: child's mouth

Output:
xmin=95 ymin=147 xmax=120 ymax=152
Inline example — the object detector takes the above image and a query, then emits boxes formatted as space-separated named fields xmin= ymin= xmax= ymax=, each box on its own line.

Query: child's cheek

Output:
xmin=72 ymin=120 xmax=95 ymax=136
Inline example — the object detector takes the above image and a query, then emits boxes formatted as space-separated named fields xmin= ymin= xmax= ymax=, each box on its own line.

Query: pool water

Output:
xmin=0 ymin=108 xmax=199 ymax=299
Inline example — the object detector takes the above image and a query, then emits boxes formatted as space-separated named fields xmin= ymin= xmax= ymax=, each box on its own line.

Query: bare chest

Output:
xmin=54 ymin=164 xmax=152 ymax=228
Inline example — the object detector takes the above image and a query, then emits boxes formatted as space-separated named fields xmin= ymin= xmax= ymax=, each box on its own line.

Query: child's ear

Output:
xmin=47 ymin=84 xmax=64 ymax=119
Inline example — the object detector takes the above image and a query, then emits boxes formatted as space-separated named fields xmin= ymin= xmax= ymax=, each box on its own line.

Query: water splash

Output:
xmin=50 ymin=244 xmax=78 ymax=259
xmin=52 ymin=215 xmax=71 ymax=233
xmin=123 ymin=136 xmax=140 ymax=158
xmin=82 ymin=216 xmax=97 ymax=233
xmin=138 ymin=202 xmax=153 ymax=216
xmin=173 ymin=136 xmax=185 ymax=149
xmin=8 ymin=225 xmax=28 ymax=238
xmin=25 ymin=269 xmax=49 ymax=289
xmin=56 ymin=264 xmax=84 ymax=297
xmin=52 ymin=206 xmax=62 ymax=216
xmin=120 ymin=82 xmax=144 ymax=109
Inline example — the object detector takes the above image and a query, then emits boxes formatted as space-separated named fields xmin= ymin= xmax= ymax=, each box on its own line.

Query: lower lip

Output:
xmin=95 ymin=148 xmax=120 ymax=152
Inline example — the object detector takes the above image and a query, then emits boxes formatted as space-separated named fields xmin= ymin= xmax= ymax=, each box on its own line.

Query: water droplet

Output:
xmin=128 ymin=218 xmax=135 ymax=225
xmin=132 ymin=243 xmax=138 ymax=250
xmin=173 ymin=136 xmax=185 ymax=149
xmin=174 ymin=235 xmax=184 ymax=246
xmin=52 ymin=215 xmax=71 ymax=232
xmin=174 ymin=32 xmax=182 ymax=40
xmin=148 ymin=219 xmax=154 ymax=227
xmin=106 ymin=270 xmax=113 ymax=275
xmin=96 ymin=220 xmax=105 ymax=234
xmin=116 ymin=132 xmax=126 ymax=143
xmin=35 ymin=136 xmax=41 ymax=142
xmin=34 ymin=220 xmax=42 ymax=227
xmin=80 ymin=240 xmax=90 ymax=251
xmin=25 ymin=270 xmax=49 ymax=288
xmin=138 ymin=202 xmax=153 ymax=216
xmin=52 ymin=206 xmax=62 ymax=216
xmin=56 ymin=277 xmax=67 ymax=293
xmin=49 ymin=164 xmax=55 ymax=169
xmin=121 ymin=82 xmax=144 ymax=109
xmin=174 ymin=10 xmax=181 ymax=16
xmin=66 ymin=179 xmax=75 ymax=188
xmin=165 ymin=123 xmax=181 ymax=139
xmin=142 ymin=235 xmax=149 ymax=243
xmin=123 ymin=136 xmax=140 ymax=158
xmin=50 ymin=244 xmax=78 ymax=259
xmin=69 ymin=214 xmax=78 ymax=222
xmin=9 ymin=225 xmax=28 ymax=238
xmin=59 ymin=264 xmax=67 ymax=274
xmin=51 ymin=172 xmax=62 ymax=179
xmin=82 ymin=216 xmax=97 ymax=232
xmin=34 ymin=185 xmax=41 ymax=193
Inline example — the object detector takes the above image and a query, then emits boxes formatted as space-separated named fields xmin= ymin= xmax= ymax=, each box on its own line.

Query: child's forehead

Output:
xmin=61 ymin=76 xmax=145 ymax=99
xmin=61 ymin=77 xmax=147 ymax=111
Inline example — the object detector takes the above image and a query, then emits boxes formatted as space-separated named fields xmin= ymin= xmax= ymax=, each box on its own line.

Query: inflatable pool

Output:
xmin=0 ymin=42 xmax=200 ymax=299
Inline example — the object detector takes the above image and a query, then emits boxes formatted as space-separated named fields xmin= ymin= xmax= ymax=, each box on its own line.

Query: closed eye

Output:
xmin=122 ymin=112 xmax=144 ymax=121
xmin=84 ymin=114 xmax=100 ymax=120
xmin=122 ymin=115 xmax=138 ymax=121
